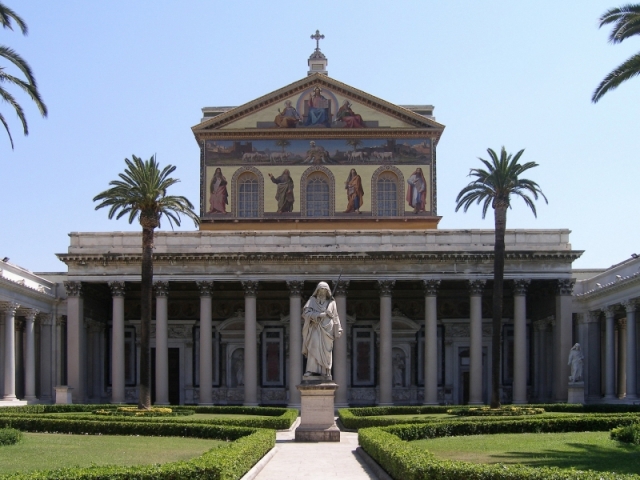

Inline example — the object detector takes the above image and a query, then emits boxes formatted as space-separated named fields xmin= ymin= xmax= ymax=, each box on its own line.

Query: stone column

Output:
xmin=618 ymin=319 xmax=627 ymax=398
xmin=197 ymin=281 xmax=213 ymax=405
xmin=64 ymin=281 xmax=85 ymax=403
xmin=23 ymin=309 xmax=39 ymax=402
xmin=109 ymin=281 xmax=126 ymax=404
xmin=242 ymin=281 xmax=259 ymax=406
xmin=423 ymin=280 xmax=440 ymax=405
xmin=623 ymin=301 xmax=637 ymax=400
xmin=553 ymin=279 xmax=574 ymax=402
xmin=287 ymin=281 xmax=304 ymax=408
xmin=603 ymin=306 xmax=616 ymax=400
xmin=468 ymin=280 xmax=485 ymax=405
xmin=2 ymin=302 xmax=19 ymax=401
xmin=153 ymin=281 xmax=169 ymax=405
xmin=38 ymin=314 xmax=54 ymax=403
xmin=584 ymin=311 xmax=602 ymax=401
xmin=533 ymin=319 xmax=549 ymax=402
xmin=15 ymin=319 xmax=24 ymax=399
xmin=333 ymin=280 xmax=349 ymax=408
xmin=55 ymin=316 xmax=66 ymax=386
xmin=378 ymin=280 xmax=395 ymax=406
xmin=512 ymin=280 xmax=530 ymax=404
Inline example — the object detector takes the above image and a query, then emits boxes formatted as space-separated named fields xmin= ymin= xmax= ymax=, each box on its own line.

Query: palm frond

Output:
xmin=599 ymin=4 xmax=640 ymax=43
xmin=0 ymin=3 xmax=27 ymax=34
xmin=592 ymin=52 xmax=640 ymax=102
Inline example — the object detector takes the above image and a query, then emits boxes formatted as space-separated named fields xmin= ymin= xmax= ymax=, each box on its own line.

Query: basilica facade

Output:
xmin=5 ymin=45 xmax=623 ymax=408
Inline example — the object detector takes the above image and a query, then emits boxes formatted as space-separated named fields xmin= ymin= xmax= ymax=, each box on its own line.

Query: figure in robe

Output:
xmin=274 ymin=100 xmax=301 ymax=128
xmin=568 ymin=343 xmax=584 ymax=382
xmin=268 ymin=169 xmax=295 ymax=213
xmin=302 ymin=281 xmax=343 ymax=379
xmin=393 ymin=353 xmax=405 ymax=387
xmin=304 ymin=87 xmax=330 ymax=127
xmin=406 ymin=167 xmax=427 ymax=213
xmin=335 ymin=100 xmax=365 ymax=128
xmin=344 ymin=169 xmax=364 ymax=213
xmin=208 ymin=168 xmax=228 ymax=213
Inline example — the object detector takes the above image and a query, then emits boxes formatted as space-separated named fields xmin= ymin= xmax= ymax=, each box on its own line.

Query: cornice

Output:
xmin=0 ymin=275 xmax=56 ymax=301
xmin=574 ymin=271 xmax=640 ymax=302
xmin=56 ymin=250 xmax=582 ymax=268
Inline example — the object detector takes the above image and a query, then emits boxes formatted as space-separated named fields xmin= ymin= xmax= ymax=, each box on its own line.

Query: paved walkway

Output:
xmin=252 ymin=427 xmax=378 ymax=480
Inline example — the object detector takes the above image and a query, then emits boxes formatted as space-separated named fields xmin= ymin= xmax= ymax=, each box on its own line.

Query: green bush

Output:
xmin=93 ymin=406 xmax=193 ymax=417
xmin=611 ymin=422 xmax=640 ymax=444
xmin=0 ymin=418 xmax=274 ymax=479
xmin=0 ymin=428 xmax=21 ymax=446
xmin=360 ymin=416 xmax=640 ymax=480
xmin=447 ymin=406 xmax=545 ymax=416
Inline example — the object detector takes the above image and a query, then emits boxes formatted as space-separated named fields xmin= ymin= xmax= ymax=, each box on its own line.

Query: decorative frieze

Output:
xmin=196 ymin=281 xmax=213 ymax=297
xmin=286 ymin=280 xmax=304 ymax=297
xmin=242 ymin=281 xmax=259 ymax=297
xmin=468 ymin=279 xmax=486 ymax=296
xmin=64 ymin=281 xmax=83 ymax=297
xmin=377 ymin=280 xmax=395 ymax=296
xmin=108 ymin=281 xmax=126 ymax=297
xmin=153 ymin=281 xmax=169 ymax=297
xmin=333 ymin=280 xmax=349 ymax=297
xmin=422 ymin=279 xmax=440 ymax=296
xmin=513 ymin=279 xmax=530 ymax=296
xmin=0 ymin=302 xmax=19 ymax=315
xmin=556 ymin=279 xmax=575 ymax=296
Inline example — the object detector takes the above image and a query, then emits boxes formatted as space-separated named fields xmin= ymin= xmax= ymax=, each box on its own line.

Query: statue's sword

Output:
xmin=331 ymin=270 xmax=343 ymax=299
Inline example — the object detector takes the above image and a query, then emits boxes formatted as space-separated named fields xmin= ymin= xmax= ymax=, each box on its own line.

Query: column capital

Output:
xmin=602 ymin=305 xmax=617 ymax=319
xmin=242 ymin=280 xmax=259 ymax=297
xmin=286 ymin=280 xmax=304 ymax=297
xmin=422 ymin=279 xmax=441 ymax=296
xmin=622 ymin=300 xmax=637 ymax=314
xmin=377 ymin=280 xmax=395 ymax=296
xmin=0 ymin=301 xmax=20 ymax=315
xmin=20 ymin=308 xmax=39 ymax=321
xmin=108 ymin=281 xmax=126 ymax=297
xmin=556 ymin=279 xmax=575 ymax=296
xmin=153 ymin=281 xmax=169 ymax=297
xmin=618 ymin=318 xmax=627 ymax=329
xmin=64 ymin=281 xmax=83 ymax=297
xmin=577 ymin=311 xmax=599 ymax=324
xmin=196 ymin=281 xmax=214 ymax=297
xmin=333 ymin=280 xmax=350 ymax=297
xmin=38 ymin=313 xmax=53 ymax=326
xmin=467 ymin=279 xmax=486 ymax=296
xmin=55 ymin=315 xmax=66 ymax=327
xmin=513 ymin=279 xmax=530 ymax=296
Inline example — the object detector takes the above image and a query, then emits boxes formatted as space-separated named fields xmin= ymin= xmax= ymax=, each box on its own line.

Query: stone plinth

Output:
xmin=567 ymin=382 xmax=584 ymax=404
xmin=295 ymin=382 xmax=340 ymax=442
xmin=55 ymin=386 xmax=74 ymax=404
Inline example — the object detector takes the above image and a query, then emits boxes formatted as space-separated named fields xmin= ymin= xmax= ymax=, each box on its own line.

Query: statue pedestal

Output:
xmin=568 ymin=382 xmax=585 ymax=404
xmin=295 ymin=382 xmax=340 ymax=442
xmin=55 ymin=386 xmax=73 ymax=404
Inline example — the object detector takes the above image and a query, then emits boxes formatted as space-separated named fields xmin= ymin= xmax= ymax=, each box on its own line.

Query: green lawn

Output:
xmin=412 ymin=431 xmax=640 ymax=475
xmin=0 ymin=433 xmax=224 ymax=475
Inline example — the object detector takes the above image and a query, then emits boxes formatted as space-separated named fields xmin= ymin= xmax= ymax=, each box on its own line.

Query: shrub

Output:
xmin=447 ymin=406 xmax=545 ymax=416
xmin=611 ymin=422 xmax=640 ymax=444
xmin=93 ymin=407 xmax=189 ymax=417
xmin=0 ymin=428 xmax=21 ymax=446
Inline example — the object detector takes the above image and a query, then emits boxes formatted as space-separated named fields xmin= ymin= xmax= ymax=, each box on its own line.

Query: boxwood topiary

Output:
xmin=0 ymin=428 xmax=22 ymax=446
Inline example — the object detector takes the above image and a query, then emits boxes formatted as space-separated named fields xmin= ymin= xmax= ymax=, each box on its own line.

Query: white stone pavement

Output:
xmin=251 ymin=428 xmax=379 ymax=480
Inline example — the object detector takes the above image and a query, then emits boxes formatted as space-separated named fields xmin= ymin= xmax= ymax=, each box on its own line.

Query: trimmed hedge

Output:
xmin=0 ymin=405 xmax=298 ymax=430
xmin=360 ymin=416 xmax=640 ymax=480
xmin=611 ymin=422 xmax=640 ymax=444
xmin=447 ymin=406 xmax=545 ymax=416
xmin=0 ymin=428 xmax=21 ymax=446
xmin=340 ymin=404 xmax=640 ymax=430
xmin=0 ymin=418 xmax=274 ymax=480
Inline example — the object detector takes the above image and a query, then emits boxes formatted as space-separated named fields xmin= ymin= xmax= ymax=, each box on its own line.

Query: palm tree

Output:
xmin=455 ymin=147 xmax=547 ymax=408
xmin=0 ymin=2 xmax=47 ymax=149
xmin=94 ymin=155 xmax=199 ymax=409
xmin=592 ymin=4 xmax=640 ymax=102
xmin=275 ymin=139 xmax=290 ymax=153
xmin=345 ymin=139 xmax=362 ymax=151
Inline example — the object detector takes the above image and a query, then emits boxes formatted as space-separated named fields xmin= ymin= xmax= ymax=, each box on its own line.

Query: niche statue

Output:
xmin=302 ymin=282 xmax=343 ymax=381
xmin=568 ymin=343 xmax=584 ymax=383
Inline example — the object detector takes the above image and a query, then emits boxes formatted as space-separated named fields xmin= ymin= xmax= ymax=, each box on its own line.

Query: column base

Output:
xmin=154 ymin=401 xmax=171 ymax=406
xmin=0 ymin=398 xmax=27 ymax=406
xmin=512 ymin=400 xmax=528 ymax=405
xmin=376 ymin=402 xmax=394 ymax=407
xmin=422 ymin=402 xmax=439 ymax=406
xmin=198 ymin=403 xmax=213 ymax=406
xmin=334 ymin=402 xmax=349 ymax=410
xmin=243 ymin=402 xmax=260 ymax=407
xmin=468 ymin=401 xmax=484 ymax=406
xmin=24 ymin=396 xmax=38 ymax=404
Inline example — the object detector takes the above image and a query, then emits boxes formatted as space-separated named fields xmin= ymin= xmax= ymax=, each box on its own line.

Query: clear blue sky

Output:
xmin=2 ymin=0 xmax=638 ymax=272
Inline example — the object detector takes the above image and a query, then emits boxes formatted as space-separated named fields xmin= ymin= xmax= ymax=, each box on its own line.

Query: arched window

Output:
xmin=377 ymin=172 xmax=398 ymax=216
xmin=371 ymin=166 xmax=405 ymax=217
xmin=231 ymin=167 xmax=264 ymax=218
xmin=306 ymin=173 xmax=330 ymax=217
xmin=237 ymin=172 xmax=259 ymax=218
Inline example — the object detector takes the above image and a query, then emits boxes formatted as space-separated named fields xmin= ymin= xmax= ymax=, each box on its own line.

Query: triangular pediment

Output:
xmin=192 ymin=74 xmax=444 ymax=137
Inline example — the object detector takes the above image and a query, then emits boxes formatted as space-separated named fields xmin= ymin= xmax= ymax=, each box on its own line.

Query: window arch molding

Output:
xmin=231 ymin=166 xmax=264 ymax=218
xmin=300 ymin=165 xmax=335 ymax=217
xmin=371 ymin=165 xmax=405 ymax=217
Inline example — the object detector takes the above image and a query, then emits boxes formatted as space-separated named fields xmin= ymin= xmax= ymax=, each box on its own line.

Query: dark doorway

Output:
xmin=151 ymin=348 xmax=180 ymax=405
xmin=462 ymin=371 xmax=470 ymax=404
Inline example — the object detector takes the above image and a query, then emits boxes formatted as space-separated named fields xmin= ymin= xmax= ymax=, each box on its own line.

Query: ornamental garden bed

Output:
xmin=359 ymin=414 xmax=640 ymax=480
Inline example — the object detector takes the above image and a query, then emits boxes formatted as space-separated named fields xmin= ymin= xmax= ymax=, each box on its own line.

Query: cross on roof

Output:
xmin=310 ymin=30 xmax=324 ymax=50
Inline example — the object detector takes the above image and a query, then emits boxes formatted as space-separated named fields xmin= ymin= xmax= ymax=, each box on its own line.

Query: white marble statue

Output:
xmin=302 ymin=281 xmax=343 ymax=380
xmin=568 ymin=343 xmax=584 ymax=383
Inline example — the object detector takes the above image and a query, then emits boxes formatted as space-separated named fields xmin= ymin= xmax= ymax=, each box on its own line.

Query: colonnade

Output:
xmin=60 ymin=277 xmax=575 ymax=406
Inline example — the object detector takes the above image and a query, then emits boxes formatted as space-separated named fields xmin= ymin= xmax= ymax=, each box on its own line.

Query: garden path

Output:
xmin=251 ymin=428 xmax=378 ymax=479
